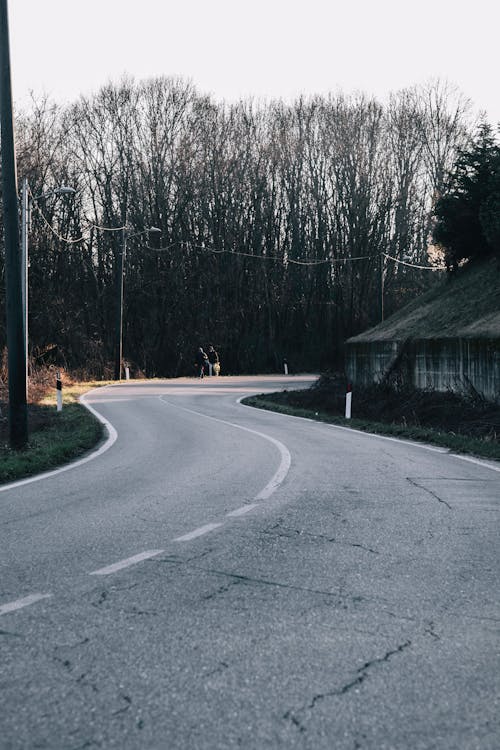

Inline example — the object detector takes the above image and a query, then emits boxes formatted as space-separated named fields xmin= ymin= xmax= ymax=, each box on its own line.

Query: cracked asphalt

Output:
xmin=1 ymin=375 xmax=499 ymax=749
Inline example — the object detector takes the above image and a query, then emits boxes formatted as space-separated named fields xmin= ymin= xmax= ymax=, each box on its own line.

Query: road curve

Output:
xmin=1 ymin=375 xmax=499 ymax=750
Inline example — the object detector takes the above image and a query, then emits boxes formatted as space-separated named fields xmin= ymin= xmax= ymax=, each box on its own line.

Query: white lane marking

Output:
xmin=159 ymin=397 xmax=292 ymax=501
xmin=89 ymin=549 xmax=164 ymax=576
xmin=173 ymin=523 xmax=224 ymax=542
xmin=307 ymin=423 xmax=500 ymax=474
xmin=451 ymin=453 xmax=500 ymax=474
xmin=0 ymin=593 xmax=52 ymax=616
xmin=238 ymin=398 xmax=447 ymax=454
xmin=254 ymin=441 xmax=291 ymax=500
xmin=0 ymin=386 xmax=118 ymax=494
xmin=239 ymin=398 xmax=500 ymax=475
xmin=226 ymin=504 xmax=259 ymax=517
xmin=172 ymin=522 xmax=224 ymax=542
xmin=85 ymin=397 xmax=133 ymax=403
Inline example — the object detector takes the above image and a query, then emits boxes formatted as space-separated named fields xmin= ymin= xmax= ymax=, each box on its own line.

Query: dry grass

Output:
xmin=0 ymin=354 xmax=75 ymax=447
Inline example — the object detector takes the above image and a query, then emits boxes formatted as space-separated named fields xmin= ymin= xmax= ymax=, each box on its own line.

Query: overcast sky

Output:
xmin=8 ymin=0 xmax=500 ymax=125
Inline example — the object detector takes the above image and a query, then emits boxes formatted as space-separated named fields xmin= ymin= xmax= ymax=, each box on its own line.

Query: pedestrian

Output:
xmin=207 ymin=344 xmax=220 ymax=376
xmin=194 ymin=347 xmax=209 ymax=378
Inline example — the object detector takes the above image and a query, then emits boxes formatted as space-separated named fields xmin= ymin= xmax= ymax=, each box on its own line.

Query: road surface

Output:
xmin=1 ymin=375 xmax=499 ymax=749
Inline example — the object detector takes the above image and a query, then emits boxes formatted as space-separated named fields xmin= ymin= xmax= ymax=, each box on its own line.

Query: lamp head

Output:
xmin=54 ymin=186 xmax=76 ymax=196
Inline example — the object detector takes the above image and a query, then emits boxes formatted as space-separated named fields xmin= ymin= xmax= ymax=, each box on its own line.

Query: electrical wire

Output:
xmin=29 ymin=194 xmax=446 ymax=272
xmin=180 ymin=242 xmax=373 ymax=265
xmin=31 ymin=202 xmax=89 ymax=244
xmin=382 ymin=252 xmax=446 ymax=271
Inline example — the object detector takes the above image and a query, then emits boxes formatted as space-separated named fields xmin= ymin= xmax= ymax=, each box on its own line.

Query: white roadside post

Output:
xmin=345 ymin=383 xmax=352 ymax=419
xmin=283 ymin=358 xmax=288 ymax=375
xmin=56 ymin=372 xmax=63 ymax=412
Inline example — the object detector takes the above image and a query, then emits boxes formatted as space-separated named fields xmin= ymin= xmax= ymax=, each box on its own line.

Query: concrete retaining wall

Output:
xmin=346 ymin=337 xmax=500 ymax=401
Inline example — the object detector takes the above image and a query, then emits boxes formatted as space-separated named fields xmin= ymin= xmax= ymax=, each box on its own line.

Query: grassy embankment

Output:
xmin=0 ymin=380 xmax=109 ymax=485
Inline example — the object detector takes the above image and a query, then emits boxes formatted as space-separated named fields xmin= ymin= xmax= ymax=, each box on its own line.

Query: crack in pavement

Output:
xmin=53 ymin=655 xmax=73 ymax=672
xmin=112 ymin=694 xmax=132 ymax=716
xmin=53 ymin=655 xmax=99 ymax=694
xmin=424 ymin=621 xmax=440 ymax=640
xmin=202 ymin=580 xmax=241 ymax=601
xmin=284 ymin=641 xmax=412 ymax=732
xmin=407 ymin=478 xmax=452 ymax=509
xmin=75 ymin=673 xmax=99 ymax=693
xmin=205 ymin=661 xmax=229 ymax=678
xmin=53 ymin=640 xmax=99 ymax=694
xmin=344 ymin=541 xmax=379 ymax=555
xmin=92 ymin=591 xmax=108 ymax=607
xmin=123 ymin=607 xmax=158 ymax=616
xmin=90 ymin=583 xmax=140 ymax=608
xmin=0 ymin=628 xmax=24 ymax=638
xmin=156 ymin=557 xmax=343 ymax=600
xmin=263 ymin=524 xmax=379 ymax=554
xmin=157 ymin=549 xmax=215 ymax=565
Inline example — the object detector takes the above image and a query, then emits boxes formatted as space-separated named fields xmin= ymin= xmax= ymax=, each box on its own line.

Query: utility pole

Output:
xmin=380 ymin=252 xmax=385 ymax=322
xmin=21 ymin=177 xmax=29 ymax=387
xmin=113 ymin=222 xmax=161 ymax=380
xmin=114 ymin=226 xmax=126 ymax=381
xmin=0 ymin=0 xmax=28 ymax=449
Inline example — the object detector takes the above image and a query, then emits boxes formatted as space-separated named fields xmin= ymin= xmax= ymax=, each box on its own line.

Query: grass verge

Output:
xmin=242 ymin=394 xmax=500 ymax=462
xmin=0 ymin=382 xmax=109 ymax=485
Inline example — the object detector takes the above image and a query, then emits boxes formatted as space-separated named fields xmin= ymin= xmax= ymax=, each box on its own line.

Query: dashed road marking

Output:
xmin=173 ymin=522 xmax=224 ymax=542
xmin=0 ymin=593 xmax=52 ymax=616
xmin=89 ymin=550 xmax=164 ymax=576
xmin=227 ymin=503 xmax=259 ymax=517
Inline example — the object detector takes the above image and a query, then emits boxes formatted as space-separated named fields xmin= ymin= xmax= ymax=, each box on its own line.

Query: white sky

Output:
xmin=8 ymin=0 xmax=500 ymax=125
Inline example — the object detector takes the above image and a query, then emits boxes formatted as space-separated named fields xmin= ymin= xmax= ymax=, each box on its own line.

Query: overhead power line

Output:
xmin=29 ymin=202 xmax=447 ymax=272
xmin=382 ymin=252 xmax=446 ymax=271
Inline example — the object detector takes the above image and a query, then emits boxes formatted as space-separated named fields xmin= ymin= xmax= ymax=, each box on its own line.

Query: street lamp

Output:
xmin=114 ymin=225 xmax=161 ymax=380
xmin=20 ymin=178 xmax=76 ymax=388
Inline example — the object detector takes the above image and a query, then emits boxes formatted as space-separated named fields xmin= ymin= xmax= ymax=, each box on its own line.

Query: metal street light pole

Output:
xmin=114 ymin=226 xmax=127 ymax=382
xmin=20 ymin=180 xmax=75 ymax=391
xmin=114 ymin=225 xmax=161 ymax=380
xmin=20 ymin=177 xmax=28 ymax=384
xmin=0 ymin=0 xmax=27 ymax=449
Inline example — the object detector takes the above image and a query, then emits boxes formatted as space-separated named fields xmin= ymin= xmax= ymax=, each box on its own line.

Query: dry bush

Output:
xmin=0 ymin=349 xmax=74 ymax=409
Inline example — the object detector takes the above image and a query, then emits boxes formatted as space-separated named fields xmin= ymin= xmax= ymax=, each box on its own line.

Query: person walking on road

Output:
xmin=207 ymin=344 xmax=220 ymax=376
xmin=195 ymin=347 xmax=209 ymax=378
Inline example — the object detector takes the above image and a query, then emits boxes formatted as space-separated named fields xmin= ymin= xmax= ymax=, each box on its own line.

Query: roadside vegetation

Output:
xmin=0 ymin=368 xmax=107 ymax=485
xmin=243 ymin=374 xmax=500 ymax=462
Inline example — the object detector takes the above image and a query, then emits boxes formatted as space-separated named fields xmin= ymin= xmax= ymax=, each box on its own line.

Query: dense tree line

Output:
xmin=1 ymin=78 xmax=473 ymax=377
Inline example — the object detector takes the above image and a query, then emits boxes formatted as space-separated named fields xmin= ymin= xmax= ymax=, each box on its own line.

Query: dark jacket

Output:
xmin=195 ymin=349 xmax=208 ymax=367
xmin=207 ymin=348 xmax=219 ymax=364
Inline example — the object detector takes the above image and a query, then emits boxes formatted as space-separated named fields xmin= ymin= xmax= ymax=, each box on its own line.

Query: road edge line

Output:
xmin=0 ymin=386 xmax=118 ymax=493
xmin=159 ymin=396 xmax=292 ymax=501
xmin=238 ymin=397 xmax=500 ymax=475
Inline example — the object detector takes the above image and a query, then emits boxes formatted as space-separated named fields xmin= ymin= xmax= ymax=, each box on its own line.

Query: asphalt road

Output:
xmin=1 ymin=375 xmax=499 ymax=750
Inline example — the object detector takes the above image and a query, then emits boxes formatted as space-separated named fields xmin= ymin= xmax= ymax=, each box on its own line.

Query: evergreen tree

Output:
xmin=480 ymin=150 xmax=500 ymax=255
xmin=433 ymin=123 xmax=500 ymax=270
